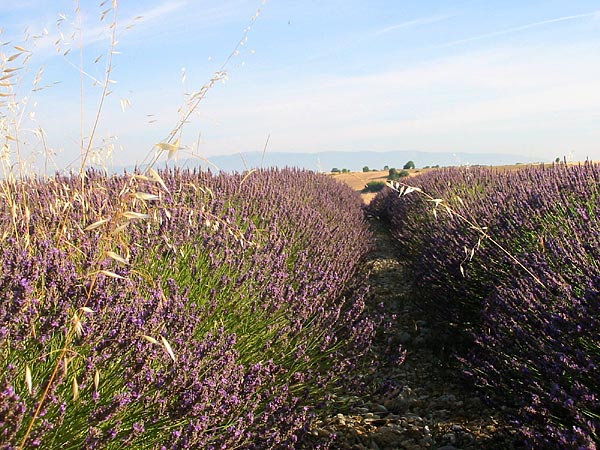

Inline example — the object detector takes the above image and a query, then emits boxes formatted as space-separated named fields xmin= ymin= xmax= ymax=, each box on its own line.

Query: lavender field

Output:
xmin=369 ymin=163 xmax=600 ymax=449
xmin=3 ymin=162 xmax=600 ymax=449
xmin=4 ymin=0 xmax=600 ymax=448
xmin=0 ymin=168 xmax=383 ymax=449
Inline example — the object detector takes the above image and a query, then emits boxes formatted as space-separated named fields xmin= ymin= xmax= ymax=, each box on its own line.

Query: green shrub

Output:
xmin=387 ymin=169 xmax=409 ymax=181
xmin=362 ymin=181 xmax=386 ymax=193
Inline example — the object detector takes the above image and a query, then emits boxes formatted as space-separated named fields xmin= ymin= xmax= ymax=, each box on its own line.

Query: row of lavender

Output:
xmin=369 ymin=164 xmax=600 ymax=449
xmin=0 ymin=168 xmax=377 ymax=449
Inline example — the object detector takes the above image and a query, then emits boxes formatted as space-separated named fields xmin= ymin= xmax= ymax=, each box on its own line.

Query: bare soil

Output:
xmin=330 ymin=171 xmax=409 ymax=204
xmin=304 ymin=219 xmax=521 ymax=450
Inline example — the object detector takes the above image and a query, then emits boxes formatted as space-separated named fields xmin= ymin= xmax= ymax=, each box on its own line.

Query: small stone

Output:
xmin=410 ymin=399 xmax=425 ymax=409
xmin=374 ymin=404 xmax=388 ymax=414
xmin=436 ymin=409 xmax=450 ymax=419
xmin=436 ymin=446 xmax=457 ymax=450
xmin=356 ymin=425 xmax=368 ymax=435
xmin=365 ymin=417 xmax=387 ymax=426
xmin=317 ymin=428 xmax=331 ymax=438
xmin=372 ymin=428 xmax=402 ymax=448
xmin=400 ymin=438 xmax=416 ymax=447
xmin=420 ymin=436 xmax=433 ymax=446
xmin=406 ymin=445 xmax=422 ymax=450
xmin=442 ymin=432 xmax=457 ymax=444
xmin=405 ymin=425 xmax=422 ymax=438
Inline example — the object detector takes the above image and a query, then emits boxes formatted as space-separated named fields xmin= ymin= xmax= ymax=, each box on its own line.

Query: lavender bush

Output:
xmin=369 ymin=163 xmax=600 ymax=448
xmin=0 ymin=168 xmax=377 ymax=449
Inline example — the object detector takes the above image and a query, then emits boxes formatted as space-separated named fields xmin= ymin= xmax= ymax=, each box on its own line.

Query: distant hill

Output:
xmin=179 ymin=150 xmax=543 ymax=173
xmin=108 ymin=150 xmax=544 ymax=175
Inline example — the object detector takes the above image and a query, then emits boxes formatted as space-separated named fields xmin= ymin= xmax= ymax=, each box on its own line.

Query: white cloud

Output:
xmin=440 ymin=10 xmax=600 ymax=47
xmin=126 ymin=0 xmax=188 ymax=25
xmin=374 ymin=14 xmax=453 ymax=35
xmin=195 ymin=41 xmax=600 ymax=159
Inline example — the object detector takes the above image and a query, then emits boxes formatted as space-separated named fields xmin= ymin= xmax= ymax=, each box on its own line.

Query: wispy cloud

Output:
xmin=121 ymin=0 xmax=188 ymax=30
xmin=441 ymin=10 xmax=600 ymax=47
xmin=114 ymin=0 xmax=257 ymax=46
xmin=375 ymin=14 xmax=452 ymax=35
xmin=190 ymin=41 xmax=600 ymax=158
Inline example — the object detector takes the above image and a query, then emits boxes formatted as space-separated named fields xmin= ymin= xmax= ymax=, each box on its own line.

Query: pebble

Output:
xmin=303 ymin=223 xmax=517 ymax=450
xmin=373 ymin=404 xmax=388 ymax=414
xmin=442 ymin=432 xmax=457 ymax=444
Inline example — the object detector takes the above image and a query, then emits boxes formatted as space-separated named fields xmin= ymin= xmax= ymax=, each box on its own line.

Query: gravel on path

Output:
xmin=305 ymin=218 xmax=522 ymax=450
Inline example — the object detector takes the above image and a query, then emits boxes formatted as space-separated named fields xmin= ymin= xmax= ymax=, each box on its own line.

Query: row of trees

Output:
xmin=361 ymin=164 xmax=416 ymax=193
xmin=332 ymin=161 xmax=416 ymax=173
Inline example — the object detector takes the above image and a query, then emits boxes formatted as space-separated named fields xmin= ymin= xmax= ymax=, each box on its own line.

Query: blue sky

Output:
xmin=2 ymin=0 xmax=600 ymax=171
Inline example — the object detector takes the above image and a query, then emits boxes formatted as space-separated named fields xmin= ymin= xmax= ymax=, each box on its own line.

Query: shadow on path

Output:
xmin=306 ymin=217 xmax=523 ymax=450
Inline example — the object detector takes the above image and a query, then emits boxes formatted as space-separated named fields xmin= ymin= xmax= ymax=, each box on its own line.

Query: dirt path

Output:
xmin=307 ymin=218 xmax=521 ymax=450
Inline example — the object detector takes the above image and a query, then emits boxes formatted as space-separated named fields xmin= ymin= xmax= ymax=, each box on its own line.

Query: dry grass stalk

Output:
xmin=140 ymin=334 xmax=158 ymax=345
xmin=25 ymin=364 xmax=32 ymax=395
xmin=14 ymin=2 xmax=265 ymax=447
xmin=387 ymin=180 xmax=547 ymax=289
xmin=72 ymin=376 xmax=79 ymax=401
xmin=160 ymin=336 xmax=176 ymax=362
xmin=98 ymin=269 xmax=125 ymax=280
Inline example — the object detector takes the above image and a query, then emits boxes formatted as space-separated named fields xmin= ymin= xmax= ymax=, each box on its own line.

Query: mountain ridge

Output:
xmin=185 ymin=150 xmax=543 ymax=173
xmin=105 ymin=150 xmax=545 ymax=174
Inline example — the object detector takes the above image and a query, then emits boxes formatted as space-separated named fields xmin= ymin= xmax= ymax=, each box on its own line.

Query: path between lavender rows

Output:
xmin=305 ymin=217 xmax=523 ymax=450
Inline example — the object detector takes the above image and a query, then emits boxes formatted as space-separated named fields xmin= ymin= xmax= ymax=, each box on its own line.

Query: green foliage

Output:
xmin=341 ymin=168 xmax=349 ymax=173
xmin=362 ymin=166 xmax=370 ymax=172
xmin=387 ymin=168 xmax=409 ymax=181
xmin=361 ymin=181 xmax=386 ymax=193
xmin=371 ymin=164 xmax=600 ymax=448
xmin=331 ymin=168 xmax=340 ymax=173
xmin=0 ymin=169 xmax=375 ymax=449
xmin=403 ymin=160 xmax=415 ymax=170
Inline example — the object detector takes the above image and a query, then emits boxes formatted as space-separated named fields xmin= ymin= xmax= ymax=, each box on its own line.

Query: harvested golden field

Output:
xmin=331 ymin=169 xmax=426 ymax=203
xmin=332 ymin=163 xmax=552 ymax=203
xmin=331 ymin=170 xmax=388 ymax=204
